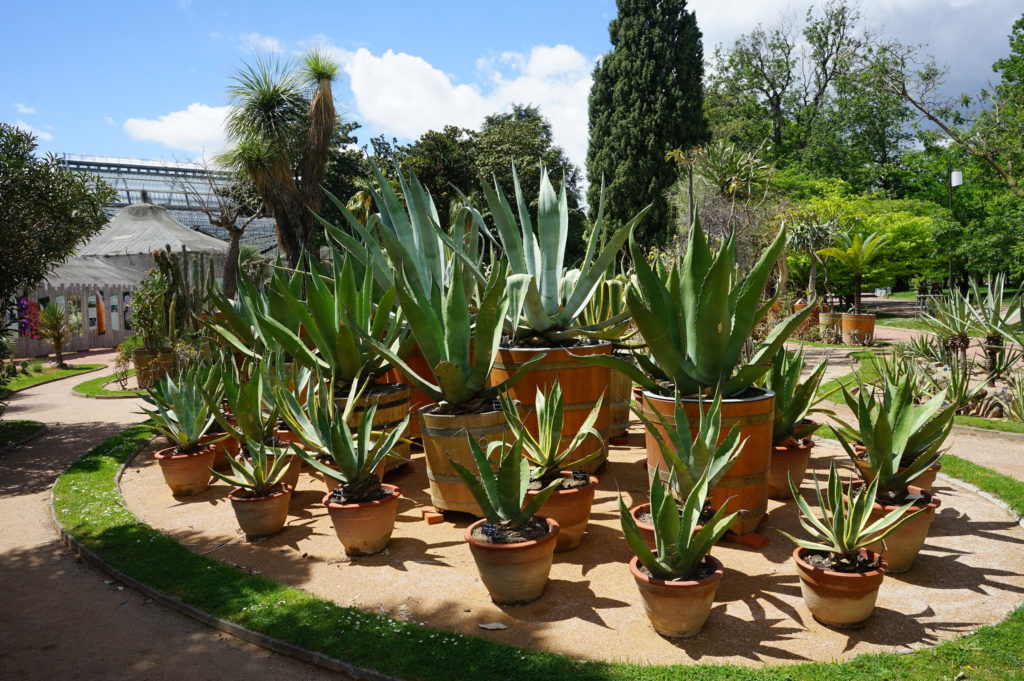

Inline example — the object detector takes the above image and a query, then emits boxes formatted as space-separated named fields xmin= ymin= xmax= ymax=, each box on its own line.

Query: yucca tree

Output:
xmin=922 ymin=288 xmax=974 ymax=368
xmin=218 ymin=52 xmax=338 ymax=267
xmin=593 ymin=214 xmax=814 ymax=397
xmin=969 ymin=274 xmax=1023 ymax=382
xmin=818 ymin=231 xmax=888 ymax=314
xmin=483 ymin=166 xmax=648 ymax=344
xmin=37 ymin=303 xmax=78 ymax=368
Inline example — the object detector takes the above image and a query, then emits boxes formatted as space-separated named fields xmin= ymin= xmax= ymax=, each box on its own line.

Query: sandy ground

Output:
xmin=0 ymin=352 xmax=341 ymax=680
xmin=123 ymin=431 xmax=1024 ymax=667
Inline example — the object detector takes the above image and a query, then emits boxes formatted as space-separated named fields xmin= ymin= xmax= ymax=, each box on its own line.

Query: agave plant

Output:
xmin=922 ymin=289 xmax=974 ymax=366
xmin=593 ymin=215 xmax=814 ymax=397
xmin=832 ymin=375 xmax=956 ymax=504
xmin=759 ymin=348 xmax=829 ymax=446
xmin=817 ymin=231 xmax=888 ymax=315
xmin=204 ymin=268 xmax=299 ymax=360
xmin=483 ymin=166 xmax=648 ymax=345
xmin=141 ymin=367 xmax=217 ymax=454
xmin=450 ymin=438 xmax=563 ymax=531
xmin=211 ymin=439 xmax=290 ymax=497
xmin=362 ymin=262 xmax=542 ymax=413
xmin=577 ymin=274 xmax=636 ymax=344
xmin=1002 ymin=370 xmax=1024 ymax=423
xmin=498 ymin=381 xmax=604 ymax=485
xmin=620 ymin=470 xmax=740 ymax=581
xmin=969 ymin=275 xmax=1023 ymax=382
xmin=203 ymin=359 xmax=291 ymax=446
xmin=276 ymin=377 xmax=409 ymax=503
xmin=778 ymin=462 xmax=922 ymax=562
xmin=632 ymin=391 xmax=742 ymax=502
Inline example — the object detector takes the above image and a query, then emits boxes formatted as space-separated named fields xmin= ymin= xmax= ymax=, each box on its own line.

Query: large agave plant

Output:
xmin=592 ymin=215 xmax=814 ymax=397
xmin=483 ymin=166 xmax=648 ymax=344
xmin=141 ymin=365 xmax=217 ymax=454
xmin=759 ymin=348 xmax=829 ymax=446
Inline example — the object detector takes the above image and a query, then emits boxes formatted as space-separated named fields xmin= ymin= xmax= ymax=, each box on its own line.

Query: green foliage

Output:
xmin=603 ymin=214 xmax=813 ymax=396
xmin=759 ymin=348 xmax=829 ymax=445
xmin=36 ymin=303 xmax=80 ymax=368
xmin=619 ymin=470 xmax=738 ymax=581
xmin=132 ymin=272 xmax=175 ymax=351
xmin=818 ymin=231 xmax=888 ymax=312
xmin=0 ymin=123 xmax=115 ymax=321
xmin=779 ymin=462 xmax=921 ymax=561
xmin=211 ymin=439 xmax=290 ymax=497
xmin=151 ymin=245 xmax=217 ymax=340
xmin=276 ymin=377 xmax=408 ymax=502
xmin=587 ymin=0 xmax=708 ymax=246
xmin=204 ymin=359 xmax=295 ymax=446
xmin=485 ymin=165 xmax=646 ymax=344
xmin=832 ymin=375 xmax=956 ymax=503
xmin=499 ymin=381 xmax=604 ymax=484
xmin=140 ymin=365 xmax=217 ymax=454
xmin=450 ymin=439 xmax=562 ymax=530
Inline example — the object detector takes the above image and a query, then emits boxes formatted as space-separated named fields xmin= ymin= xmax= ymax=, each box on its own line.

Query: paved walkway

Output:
xmin=0 ymin=351 xmax=339 ymax=681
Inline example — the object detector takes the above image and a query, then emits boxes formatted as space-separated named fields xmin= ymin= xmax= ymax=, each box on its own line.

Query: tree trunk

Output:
xmin=807 ymin=259 xmax=818 ymax=298
xmin=985 ymin=336 xmax=1003 ymax=386
xmin=223 ymin=231 xmax=241 ymax=300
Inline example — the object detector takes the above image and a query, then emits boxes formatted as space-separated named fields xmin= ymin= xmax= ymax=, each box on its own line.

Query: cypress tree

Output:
xmin=587 ymin=0 xmax=708 ymax=246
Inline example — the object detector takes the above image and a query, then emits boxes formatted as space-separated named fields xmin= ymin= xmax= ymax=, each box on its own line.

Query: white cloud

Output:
xmin=124 ymin=103 xmax=228 ymax=155
xmin=14 ymin=103 xmax=36 ymax=114
xmin=15 ymin=120 xmax=52 ymax=141
xmin=240 ymin=32 xmax=283 ymax=54
xmin=342 ymin=44 xmax=594 ymax=171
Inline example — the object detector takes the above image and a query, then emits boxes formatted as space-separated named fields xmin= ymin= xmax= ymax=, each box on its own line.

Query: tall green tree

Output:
xmin=587 ymin=0 xmax=708 ymax=246
xmin=0 ymin=124 xmax=114 ymax=323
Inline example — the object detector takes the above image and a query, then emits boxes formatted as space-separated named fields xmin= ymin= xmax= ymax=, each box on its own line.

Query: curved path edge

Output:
xmin=2 ymin=364 xmax=105 ymax=397
xmin=50 ymin=439 xmax=402 ymax=681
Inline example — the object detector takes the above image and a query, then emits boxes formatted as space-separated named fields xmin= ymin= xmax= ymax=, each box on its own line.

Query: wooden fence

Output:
xmin=12 ymin=283 xmax=137 ymax=358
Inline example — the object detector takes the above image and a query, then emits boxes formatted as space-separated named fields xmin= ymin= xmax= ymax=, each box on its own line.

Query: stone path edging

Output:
xmin=49 ymin=438 xmax=403 ymax=681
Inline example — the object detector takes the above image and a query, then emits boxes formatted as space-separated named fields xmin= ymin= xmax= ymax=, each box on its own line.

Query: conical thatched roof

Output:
xmin=77 ymin=202 xmax=229 ymax=258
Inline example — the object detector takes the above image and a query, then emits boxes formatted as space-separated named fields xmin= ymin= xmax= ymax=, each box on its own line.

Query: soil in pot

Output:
xmin=767 ymin=438 xmax=815 ymax=500
xmin=524 ymin=472 xmax=598 ymax=552
xmin=324 ymin=483 xmax=401 ymax=557
xmin=465 ymin=516 xmax=559 ymax=604
xmin=228 ymin=483 xmax=293 ymax=538
xmin=793 ymin=547 xmax=887 ymax=628
xmin=629 ymin=554 xmax=724 ymax=638
xmin=630 ymin=503 xmax=713 ymax=550
xmin=154 ymin=445 xmax=214 ymax=496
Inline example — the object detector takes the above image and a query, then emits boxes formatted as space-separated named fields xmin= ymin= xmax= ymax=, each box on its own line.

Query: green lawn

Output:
xmin=816 ymin=350 xmax=881 ymax=400
xmin=954 ymin=414 xmax=1024 ymax=435
xmin=51 ymin=424 xmax=1024 ymax=681
xmin=2 ymin=363 xmax=104 ymax=394
xmin=874 ymin=317 xmax=931 ymax=331
xmin=0 ymin=419 xmax=45 ymax=448
xmin=72 ymin=370 xmax=144 ymax=398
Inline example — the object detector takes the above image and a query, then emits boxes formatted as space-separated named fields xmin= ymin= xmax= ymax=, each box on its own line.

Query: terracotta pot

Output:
xmin=768 ymin=439 xmax=815 ymax=500
xmin=323 ymin=484 xmax=401 ymax=557
xmin=819 ymin=312 xmax=843 ymax=344
xmin=608 ymin=353 xmax=635 ymax=438
xmin=199 ymin=432 xmax=233 ymax=471
xmin=490 ymin=341 xmax=611 ymax=472
xmin=524 ymin=473 xmax=598 ymax=552
xmin=465 ymin=516 xmax=559 ymax=604
xmin=905 ymin=463 xmax=942 ymax=491
xmin=629 ymin=554 xmax=724 ymax=638
xmin=228 ymin=484 xmax=293 ymax=537
xmin=865 ymin=490 xmax=940 ymax=573
xmin=153 ymin=444 xmax=215 ymax=496
xmin=641 ymin=388 xmax=775 ymax=534
xmin=628 ymin=503 xmax=705 ymax=551
xmin=132 ymin=348 xmax=175 ymax=389
xmin=420 ymin=405 xmax=510 ymax=515
xmin=793 ymin=547 xmax=887 ymax=628
xmin=841 ymin=313 xmax=876 ymax=346
xmin=851 ymin=449 xmax=941 ymax=492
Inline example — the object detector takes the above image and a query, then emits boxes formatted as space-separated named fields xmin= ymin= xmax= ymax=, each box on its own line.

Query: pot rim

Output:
xmin=628 ymin=553 xmax=723 ymax=588
xmin=524 ymin=472 xmax=599 ymax=497
xmin=323 ymin=483 xmax=401 ymax=510
xmin=154 ymin=443 xmax=215 ymax=461
xmin=641 ymin=386 xmax=776 ymax=404
xmin=793 ymin=546 xmax=887 ymax=578
xmin=629 ymin=502 xmax=654 ymax=531
xmin=228 ymin=483 xmax=293 ymax=503
xmin=841 ymin=312 xmax=877 ymax=319
xmin=847 ymin=480 xmax=942 ymax=510
xmin=772 ymin=438 xmax=815 ymax=452
xmin=497 ymin=339 xmax=612 ymax=353
xmin=418 ymin=402 xmax=503 ymax=419
xmin=464 ymin=516 xmax=560 ymax=550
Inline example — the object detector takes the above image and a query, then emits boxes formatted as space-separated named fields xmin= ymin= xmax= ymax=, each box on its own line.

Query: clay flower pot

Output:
xmin=228 ymin=484 xmax=293 ymax=538
xmin=200 ymin=432 xmax=234 ymax=472
xmin=767 ymin=439 xmax=815 ymax=500
xmin=905 ymin=462 xmax=942 ymax=491
xmin=866 ymin=490 xmax=941 ymax=573
xmin=793 ymin=547 xmax=887 ymax=628
xmin=153 ymin=444 xmax=215 ymax=496
xmin=629 ymin=503 xmax=656 ymax=549
xmin=629 ymin=554 xmax=724 ymax=638
xmin=323 ymin=484 xmax=401 ymax=557
xmin=465 ymin=517 xmax=560 ymax=604
xmin=524 ymin=473 xmax=598 ymax=552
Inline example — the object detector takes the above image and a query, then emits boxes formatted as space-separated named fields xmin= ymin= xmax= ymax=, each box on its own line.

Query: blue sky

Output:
xmin=3 ymin=0 xmax=1020 ymax=173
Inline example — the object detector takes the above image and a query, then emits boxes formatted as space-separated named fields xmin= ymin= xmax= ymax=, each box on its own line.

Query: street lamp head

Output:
xmin=950 ymin=170 xmax=963 ymax=188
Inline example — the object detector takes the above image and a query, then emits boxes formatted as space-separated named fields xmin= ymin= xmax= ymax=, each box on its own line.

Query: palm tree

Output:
xmin=218 ymin=52 xmax=337 ymax=268
xmin=345 ymin=177 xmax=376 ymax=225
xmin=818 ymin=232 xmax=888 ymax=314
xmin=37 ymin=303 xmax=78 ymax=368
xmin=787 ymin=206 xmax=840 ymax=299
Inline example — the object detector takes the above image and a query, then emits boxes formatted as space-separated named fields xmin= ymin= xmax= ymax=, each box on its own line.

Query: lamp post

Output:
xmin=947 ymin=169 xmax=963 ymax=291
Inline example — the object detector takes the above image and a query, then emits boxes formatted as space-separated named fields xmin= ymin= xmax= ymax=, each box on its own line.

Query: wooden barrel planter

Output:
xmin=818 ymin=312 xmax=843 ymax=344
xmin=640 ymin=388 xmax=775 ymax=535
xmin=608 ymin=353 xmax=634 ymax=439
xmin=382 ymin=348 xmax=436 ymax=439
xmin=419 ymin=406 xmax=510 ymax=515
xmin=132 ymin=348 xmax=175 ymax=389
xmin=841 ymin=313 xmax=876 ymax=346
xmin=489 ymin=341 xmax=611 ymax=473
xmin=336 ymin=382 xmax=411 ymax=477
